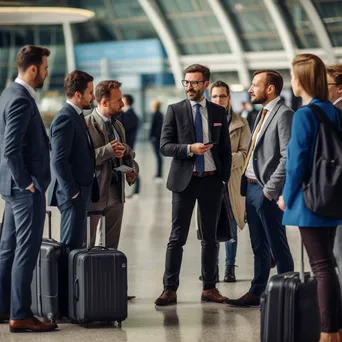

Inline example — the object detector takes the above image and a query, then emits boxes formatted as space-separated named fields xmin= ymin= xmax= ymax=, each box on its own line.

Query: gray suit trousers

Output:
xmin=88 ymin=184 xmax=124 ymax=249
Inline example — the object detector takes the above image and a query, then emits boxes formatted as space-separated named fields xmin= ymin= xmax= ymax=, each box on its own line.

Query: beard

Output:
xmin=251 ymin=90 xmax=268 ymax=105
xmin=34 ymin=73 xmax=45 ymax=89
xmin=186 ymin=89 xmax=204 ymax=102
xmin=83 ymin=103 xmax=93 ymax=110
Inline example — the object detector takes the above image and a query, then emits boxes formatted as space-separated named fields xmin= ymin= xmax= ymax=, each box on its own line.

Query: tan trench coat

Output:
xmin=227 ymin=111 xmax=251 ymax=229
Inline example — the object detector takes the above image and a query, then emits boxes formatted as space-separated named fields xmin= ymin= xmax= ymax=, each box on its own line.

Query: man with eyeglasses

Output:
xmin=327 ymin=64 xmax=342 ymax=305
xmin=155 ymin=64 xmax=232 ymax=306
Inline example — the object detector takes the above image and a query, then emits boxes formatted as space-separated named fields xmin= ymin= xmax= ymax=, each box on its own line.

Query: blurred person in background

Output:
xmin=149 ymin=99 xmax=164 ymax=181
xmin=278 ymin=54 xmax=342 ymax=342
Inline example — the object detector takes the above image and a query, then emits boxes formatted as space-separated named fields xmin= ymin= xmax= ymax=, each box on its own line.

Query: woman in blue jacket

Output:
xmin=278 ymin=53 xmax=342 ymax=342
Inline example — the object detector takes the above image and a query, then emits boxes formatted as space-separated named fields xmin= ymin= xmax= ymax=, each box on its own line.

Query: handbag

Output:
xmin=197 ymin=186 xmax=234 ymax=242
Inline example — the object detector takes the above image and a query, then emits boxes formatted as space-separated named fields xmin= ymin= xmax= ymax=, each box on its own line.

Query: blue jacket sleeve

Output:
xmin=283 ymin=107 xmax=315 ymax=208
xmin=4 ymin=97 xmax=33 ymax=189
xmin=51 ymin=114 xmax=79 ymax=199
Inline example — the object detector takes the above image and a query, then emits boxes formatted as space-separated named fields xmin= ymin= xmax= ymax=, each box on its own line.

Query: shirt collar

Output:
xmin=333 ymin=97 xmax=342 ymax=106
xmin=96 ymin=108 xmax=110 ymax=122
xmin=190 ymin=97 xmax=207 ymax=109
xmin=66 ymin=100 xmax=83 ymax=115
xmin=15 ymin=78 xmax=36 ymax=99
xmin=264 ymin=96 xmax=281 ymax=113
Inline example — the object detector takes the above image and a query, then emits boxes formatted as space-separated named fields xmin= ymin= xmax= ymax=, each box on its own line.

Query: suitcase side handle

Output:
xmin=74 ymin=279 xmax=79 ymax=302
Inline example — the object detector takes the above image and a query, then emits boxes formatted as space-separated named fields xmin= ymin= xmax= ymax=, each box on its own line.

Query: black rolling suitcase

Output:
xmin=68 ymin=210 xmax=128 ymax=327
xmin=260 ymin=241 xmax=320 ymax=342
xmin=31 ymin=210 xmax=70 ymax=322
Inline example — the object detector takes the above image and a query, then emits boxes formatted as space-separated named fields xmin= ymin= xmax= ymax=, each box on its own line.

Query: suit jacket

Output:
xmin=150 ymin=110 xmax=163 ymax=141
xmin=85 ymin=110 xmax=139 ymax=207
xmin=0 ymin=82 xmax=50 ymax=195
xmin=283 ymin=98 xmax=342 ymax=227
xmin=160 ymin=99 xmax=232 ymax=192
xmin=48 ymin=103 xmax=97 ymax=210
xmin=241 ymin=99 xmax=294 ymax=200
xmin=118 ymin=107 xmax=139 ymax=149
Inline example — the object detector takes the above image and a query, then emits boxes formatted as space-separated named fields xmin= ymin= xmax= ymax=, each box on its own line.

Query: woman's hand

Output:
xmin=277 ymin=195 xmax=286 ymax=211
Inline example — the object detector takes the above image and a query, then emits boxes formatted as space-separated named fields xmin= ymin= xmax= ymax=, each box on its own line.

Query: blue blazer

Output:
xmin=282 ymin=98 xmax=342 ymax=227
xmin=0 ymin=82 xmax=50 ymax=195
xmin=48 ymin=103 xmax=96 ymax=210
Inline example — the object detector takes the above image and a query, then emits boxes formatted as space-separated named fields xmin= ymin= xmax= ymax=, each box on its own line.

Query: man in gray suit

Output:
xmin=0 ymin=46 xmax=57 ymax=332
xmin=227 ymin=69 xmax=294 ymax=307
xmin=327 ymin=64 xmax=342 ymax=296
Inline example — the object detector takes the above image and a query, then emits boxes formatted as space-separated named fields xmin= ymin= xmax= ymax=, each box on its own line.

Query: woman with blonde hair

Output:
xmin=278 ymin=54 xmax=342 ymax=342
xmin=210 ymin=80 xmax=251 ymax=282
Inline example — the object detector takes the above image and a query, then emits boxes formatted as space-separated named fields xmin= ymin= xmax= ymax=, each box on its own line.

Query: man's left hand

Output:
xmin=112 ymin=142 xmax=126 ymax=158
xmin=126 ymin=171 xmax=137 ymax=184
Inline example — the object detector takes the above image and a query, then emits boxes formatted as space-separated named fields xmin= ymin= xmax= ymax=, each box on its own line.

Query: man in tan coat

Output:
xmin=85 ymin=80 xmax=139 ymax=249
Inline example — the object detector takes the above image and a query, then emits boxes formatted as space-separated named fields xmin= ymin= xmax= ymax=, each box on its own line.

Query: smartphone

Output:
xmin=204 ymin=141 xmax=217 ymax=145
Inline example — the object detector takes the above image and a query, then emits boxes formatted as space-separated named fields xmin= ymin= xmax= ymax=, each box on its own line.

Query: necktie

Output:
xmin=105 ymin=120 xmax=116 ymax=142
xmin=105 ymin=120 xmax=121 ymax=184
xmin=79 ymin=112 xmax=88 ymax=130
xmin=194 ymin=103 xmax=205 ymax=173
xmin=242 ymin=108 xmax=268 ymax=174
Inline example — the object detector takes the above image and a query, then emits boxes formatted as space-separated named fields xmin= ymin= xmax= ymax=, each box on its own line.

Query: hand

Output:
xmin=277 ymin=195 xmax=286 ymax=211
xmin=264 ymin=193 xmax=272 ymax=201
xmin=111 ymin=140 xmax=126 ymax=158
xmin=190 ymin=143 xmax=213 ymax=155
xmin=28 ymin=185 xmax=35 ymax=193
xmin=72 ymin=192 xmax=80 ymax=200
xmin=126 ymin=171 xmax=137 ymax=183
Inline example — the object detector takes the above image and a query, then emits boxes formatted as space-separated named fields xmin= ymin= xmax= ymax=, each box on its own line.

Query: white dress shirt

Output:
xmin=15 ymin=78 xmax=36 ymax=99
xmin=189 ymin=98 xmax=216 ymax=172
xmin=333 ymin=97 xmax=342 ymax=106
xmin=245 ymin=96 xmax=281 ymax=180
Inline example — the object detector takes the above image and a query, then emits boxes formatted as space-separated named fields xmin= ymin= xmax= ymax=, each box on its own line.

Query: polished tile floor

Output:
xmin=0 ymin=143 xmax=306 ymax=342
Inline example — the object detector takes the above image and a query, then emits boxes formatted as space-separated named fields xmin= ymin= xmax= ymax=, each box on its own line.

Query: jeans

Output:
xmin=224 ymin=218 xmax=238 ymax=265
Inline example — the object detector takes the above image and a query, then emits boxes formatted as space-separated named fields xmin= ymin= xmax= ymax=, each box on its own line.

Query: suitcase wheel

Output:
xmin=118 ymin=321 xmax=122 ymax=328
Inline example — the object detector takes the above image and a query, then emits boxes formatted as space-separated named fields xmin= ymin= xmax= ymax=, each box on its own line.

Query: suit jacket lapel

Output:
xmin=255 ymin=100 xmax=282 ymax=147
xmin=92 ymin=110 xmax=108 ymax=143
xmin=206 ymin=100 xmax=214 ymax=141
xmin=185 ymin=100 xmax=196 ymax=142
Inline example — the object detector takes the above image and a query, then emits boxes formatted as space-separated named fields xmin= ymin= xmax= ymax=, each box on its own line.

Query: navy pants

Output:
xmin=246 ymin=183 xmax=294 ymax=296
xmin=0 ymin=187 xmax=45 ymax=319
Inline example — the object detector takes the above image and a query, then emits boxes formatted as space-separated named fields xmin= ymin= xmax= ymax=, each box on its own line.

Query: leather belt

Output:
xmin=193 ymin=171 xmax=217 ymax=177
xmin=247 ymin=178 xmax=258 ymax=184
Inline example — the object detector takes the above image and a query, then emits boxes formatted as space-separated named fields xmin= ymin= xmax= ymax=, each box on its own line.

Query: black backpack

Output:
xmin=302 ymin=103 xmax=342 ymax=218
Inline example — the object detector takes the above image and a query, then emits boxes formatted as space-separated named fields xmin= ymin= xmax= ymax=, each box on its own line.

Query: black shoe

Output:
xmin=224 ymin=265 xmax=237 ymax=283
xmin=226 ymin=292 xmax=260 ymax=307
xmin=199 ymin=265 xmax=219 ymax=282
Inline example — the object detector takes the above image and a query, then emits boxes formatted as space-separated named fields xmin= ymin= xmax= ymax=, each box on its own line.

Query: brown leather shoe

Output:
xmin=155 ymin=290 xmax=177 ymax=306
xmin=9 ymin=317 xmax=58 ymax=333
xmin=226 ymin=292 xmax=260 ymax=307
xmin=0 ymin=313 xmax=9 ymax=323
xmin=201 ymin=288 xmax=228 ymax=303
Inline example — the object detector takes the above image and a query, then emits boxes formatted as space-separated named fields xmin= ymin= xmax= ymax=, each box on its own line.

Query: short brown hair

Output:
xmin=253 ymin=69 xmax=284 ymax=96
xmin=16 ymin=45 xmax=50 ymax=72
xmin=95 ymin=80 xmax=122 ymax=103
xmin=184 ymin=64 xmax=210 ymax=81
xmin=64 ymin=70 xmax=94 ymax=98
xmin=327 ymin=64 xmax=342 ymax=86
xmin=210 ymin=80 xmax=230 ymax=96
xmin=292 ymin=54 xmax=328 ymax=101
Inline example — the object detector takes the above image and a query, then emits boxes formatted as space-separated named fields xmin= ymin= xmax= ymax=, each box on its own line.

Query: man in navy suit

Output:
xmin=0 ymin=45 xmax=57 ymax=332
xmin=48 ymin=70 xmax=98 ymax=251
xmin=155 ymin=64 xmax=232 ymax=306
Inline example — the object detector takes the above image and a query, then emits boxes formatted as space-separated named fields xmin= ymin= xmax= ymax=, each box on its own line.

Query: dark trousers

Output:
xmin=60 ymin=196 xmax=89 ymax=251
xmin=246 ymin=183 xmax=294 ymax=296
xmin=333 ymin=226 xmax=342 ymax=305
xmin=300 ymin=226 xmax=342 ymax=333
xmin=163 ymin=175 xmax=223 ymax=291
xmin=151 ymin=140 xmax=163 ymax=178
xmin=0 ymin=188 xmax=45 ymax=319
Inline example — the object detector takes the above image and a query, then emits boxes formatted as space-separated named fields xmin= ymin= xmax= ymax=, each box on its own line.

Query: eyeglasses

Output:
xmin=181 ymin=80 xmax=205 ymax=88
xmin=211 ymin=95 xmax=228 ymax=100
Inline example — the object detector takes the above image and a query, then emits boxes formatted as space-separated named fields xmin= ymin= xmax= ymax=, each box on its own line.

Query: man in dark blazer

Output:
xmin=327 ymin=64 xmax=342 ymax=302
xmin=227 ymin=70 xmax=294 ymax=307
xmin=0 ymin=46 xmax=57 ymax=332
xmin=155 ymin=64 xmax=232 ymax=306
xmin=48 ymin=70 xmax=98 ymax=251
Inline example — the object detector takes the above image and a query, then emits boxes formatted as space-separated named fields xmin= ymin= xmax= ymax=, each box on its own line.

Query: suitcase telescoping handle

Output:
xmin=300 ymin=241 xmax=305 ymax=283
xmin=86 ymin=210 xmax=106 ymax=249
xmin=46 ymin=210 xmax=52 ymax=239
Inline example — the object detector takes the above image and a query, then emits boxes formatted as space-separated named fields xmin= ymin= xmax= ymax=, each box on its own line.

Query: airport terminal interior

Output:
xmin=0 ymin=0 xmax=341 ymax=341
